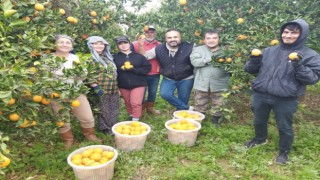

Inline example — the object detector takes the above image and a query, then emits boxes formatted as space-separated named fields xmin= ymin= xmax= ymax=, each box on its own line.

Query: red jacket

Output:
xmin=133 ymin=40 xmax=161 ymax=75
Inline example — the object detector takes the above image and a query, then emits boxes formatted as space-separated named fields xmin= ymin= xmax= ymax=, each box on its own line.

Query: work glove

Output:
xmin=249 ymin=54 xmax=263 ymax=65
xmin=92 ymin=86 xmax=104 ymax=96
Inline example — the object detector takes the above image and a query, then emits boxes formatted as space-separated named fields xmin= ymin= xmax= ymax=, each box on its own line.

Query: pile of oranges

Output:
xmin=70 ymin=147 xmax=115 ymax=167
xmin=114 ymin=122 xmax=148 ymax=136
xmin=168 ymin=119 xmax=197 ymax=131
xmin=175 ymin=111 xmax=202 ymax=119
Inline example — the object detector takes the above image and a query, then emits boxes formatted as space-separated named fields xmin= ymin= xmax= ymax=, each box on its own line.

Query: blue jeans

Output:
xmin=144 ymin=74 xmax=160 ymax=102
xmin=160 ymin=77 xmax=194 ymax=110
xmin=252 ymin=92 xmax=298 ymax=153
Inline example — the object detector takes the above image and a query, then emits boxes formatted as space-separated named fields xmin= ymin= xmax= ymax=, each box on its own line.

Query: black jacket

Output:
xmin=114 ymin=51 xmax=151 ymax=89
xmin=155 ymin=42 xmax=194 ymax=80
xmin=245 ymin=19 xmax=320 ymax=98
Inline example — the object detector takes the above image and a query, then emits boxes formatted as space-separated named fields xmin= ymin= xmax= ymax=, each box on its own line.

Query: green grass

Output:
xmin=2 ymin=91 xmax=320 ymax=180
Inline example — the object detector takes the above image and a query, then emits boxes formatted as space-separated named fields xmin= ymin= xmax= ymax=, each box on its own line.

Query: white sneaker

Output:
xmin=188 ymin=106 xmax=194 ymax=111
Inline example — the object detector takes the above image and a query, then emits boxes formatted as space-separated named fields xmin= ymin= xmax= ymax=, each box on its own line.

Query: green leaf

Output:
xmin=0 ymin=91 xmax=11 ymax=99
xmin=1 ymin=0 xmax=13 ymax=12
xmin=9 ymin=20 xmax=28 ymax=27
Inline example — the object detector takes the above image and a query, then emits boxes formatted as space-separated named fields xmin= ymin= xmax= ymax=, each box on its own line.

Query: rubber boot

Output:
xmin=212 ymin=116 xmax=221 ymax=127
xmin=59 ymin=129 xmax=74 ymax=150
xmin=82 ymin=127 xmax=102 ymax=143
xmin=146 ymin=102 xmax=160 ymax=115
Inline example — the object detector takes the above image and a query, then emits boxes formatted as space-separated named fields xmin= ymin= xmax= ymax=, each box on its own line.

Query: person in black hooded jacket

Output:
xmin=244 ymin=19 xmax=320 ymax=165
xmin=113 ymin=36 xmax=151 ymax=121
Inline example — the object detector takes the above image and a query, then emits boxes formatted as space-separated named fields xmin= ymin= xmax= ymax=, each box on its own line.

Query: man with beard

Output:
xmin=139 ymin=29 xmax=194 ymax=110
xmin=190 ymin=29 xmax=230 ymax=126
xmin=133 ymin=26 xmax=162 ymax=114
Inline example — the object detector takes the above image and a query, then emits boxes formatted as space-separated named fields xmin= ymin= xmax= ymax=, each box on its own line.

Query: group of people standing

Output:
xmin=50 ymin=18 xmax=320 ymax=165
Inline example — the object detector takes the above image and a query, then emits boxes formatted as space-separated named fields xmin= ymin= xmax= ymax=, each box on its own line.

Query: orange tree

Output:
xmin=0 ymin=0 xmax=149 ymax=172
xmin=126 ymin=0 xmax=319 ymax=120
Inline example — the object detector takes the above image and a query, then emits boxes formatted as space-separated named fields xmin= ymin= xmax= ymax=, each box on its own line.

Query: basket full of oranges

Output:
xmin=112 ymin=121 xmax=151 ymax=152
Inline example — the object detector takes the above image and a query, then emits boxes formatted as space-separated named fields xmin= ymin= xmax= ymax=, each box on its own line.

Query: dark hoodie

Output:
xmin=245 ymin=19 xmax=320 ymax=98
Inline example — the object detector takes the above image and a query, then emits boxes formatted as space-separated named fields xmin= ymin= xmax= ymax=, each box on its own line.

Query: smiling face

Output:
xmin=145 ymin=30 xmax=156 ymax=41
xmin=55 ymin=37 xmax=73 ymax=53
xmin=281 ymin=28 xmax=300 ymax=45
xmin=117 ymin=41 xmax=131 ymax=53
xmin=165 ymin=30 xmax=181 ymax=48
xmin=92 ymin=41 xmax=105 ymax=54
xmin=204 ymin=33 xmax=219 ymax=50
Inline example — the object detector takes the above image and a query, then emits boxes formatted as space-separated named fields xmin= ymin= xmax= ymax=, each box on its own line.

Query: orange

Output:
xmin=197 ymin=19 xmax=204 ymax=25
xmin=30 ymin=121 xmax=37 ymax=126
xmin=33 ymin=95 xmax=43 ymax=103
xmin=143 ymin=26 xmax=149 ymax=32
xmin=34 ymin=3 xmax=44 ymax=11
xmin=236 ymin=18 xmax=244 ymax=24
xmin=251 ymin=49 xmax=262 ymax=56
xmin=50 ymin=92 xmax=60 ymax=99
xmin=270 ymin=39 xmax=279 ymax=46
xmin=19 ymin=119 xmax=30 ymax=128
xmin=0 ymin=155 xmax=11 ymax=168
xmin=41 ymin=98 xmax=51 ymax=105
xmin=7 ymin=98 xmax=15 ymax=105
xmin=90 ymin=11 xmax=97 ymax=17
xmin=288 ymin=52 xmax=299 ymax=60
xmin=92 ymin=19 xmax=98 ymax=24
xmin=217 ymin=58 xmax=225 ymax=63
xmin=67 ymin=16 xmax=76 ymax=23
xmin=22 ymin=16 xmax=31 ymax=22
xmin=56 ymin=121 xmax=65 ymax=127
xmin=9 ymin=113 xmax=20 ymax=122
xmin=179 ymin=0 xmax=187 ymax=5
xmin=59 ymin=8 xmax=65 ymax=15
xmin=104 ymin=151 xmax=115 ymax=159
xmin=140 ymin=34 xmax=146 ymax=39
xmin=237 ymin=34 xmax=248 ymax=40
xmin=225 ymin=58 xmax=233 ymax=63
xmin=71 ymin=100 xmax=81 ymax=107
xmin=90 ymin=153 xmax=102 ymax=161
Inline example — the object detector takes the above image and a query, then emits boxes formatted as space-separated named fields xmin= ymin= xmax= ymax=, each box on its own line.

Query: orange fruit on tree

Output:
xmin=197 ymin=18 xmax=204 ymax=25
xmin=19 ymin=119 xmax=30 ymax=128
xmin=90 ymin=11 xmax=97 ymax=17
xmin=67 ymin=16 xmax=76 ymax=23
xmin=34 ymin=11 xmax=39 ymax=17
xmin=9 ymin=113 xmax=20 ymax=122
xmin=217 ymin=58 xmax=225 ymax=63
xmin=236 ymin=18 xmax=244 ymax=24
xmin=179 ymin=0 xmax=187 ymax=5
xmin=251 ymin=49 xmax=262 ymax=56
xmin=33 ymin=95 xmax=43 ymax=103
xmin=7 ymin=98 xmax=15 ymax=105
xmin=92 ymin=19 xmax=98 ymax=24
xmin=22 ymin=16 xmax=31 ymax=22
xmin=194 ymin=30 xmax=201 ymax=37
xmin=34 ymin=3 xmax=44 ymax=11
xmin=50 ymin=92 xmax=60 ymax=99
xmin=71 ymin=100 xmax=81 ymax=107
xmin=0 ymin=155 xmax=11 ymax=168
xmin=56 ymin=121 xmax=65 ymax=127
xmin=59 ymin=8 xmax=66 ymax=15
xmin=270 ymin=39 xmax=279 ymax=46
xmin=225 ymin=58 xmax=233 ymax=63
xmin=41 ymin=98 xmax=51 ymax=105
xmin=30 ymin=121 xmax=37 ymax=126
xmin=237 ymin=34 xmax=248 ymax=40
xmin=143 ymin=26 xmax=149 ymax=32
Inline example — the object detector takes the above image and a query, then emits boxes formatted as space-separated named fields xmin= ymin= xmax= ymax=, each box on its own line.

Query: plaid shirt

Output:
xmin=94 ymin=59 xmax=118 ymax=94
